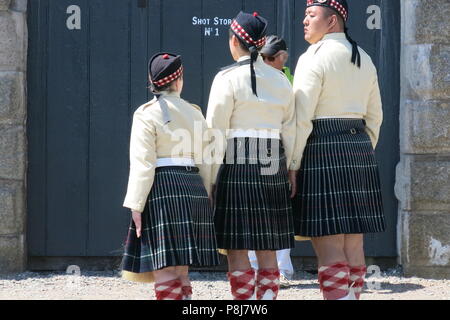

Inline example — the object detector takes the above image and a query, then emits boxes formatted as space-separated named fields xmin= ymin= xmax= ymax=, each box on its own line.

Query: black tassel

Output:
xmin=249 ymin=46 xmax=259 ymax=96
xmin=152 ymin=92 xmax=171 ymax=124
xmin=344 ymin=27 xmax=361 ymax=68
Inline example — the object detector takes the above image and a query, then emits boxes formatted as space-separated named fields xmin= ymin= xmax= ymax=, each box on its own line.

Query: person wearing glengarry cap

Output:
xmin=292 ymin=0 xmax=385 ymax=300
xmin=206 ymin=11 xmax=300 ymax=300
xmin=121 ymin=52 xmax=220 ymax=300
xmin=247 ymin=35 xmax=299 ymax=289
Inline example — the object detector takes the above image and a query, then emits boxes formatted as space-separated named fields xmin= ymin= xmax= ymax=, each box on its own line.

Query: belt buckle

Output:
xmin=350 ymin=128 xmax=357 ymax=134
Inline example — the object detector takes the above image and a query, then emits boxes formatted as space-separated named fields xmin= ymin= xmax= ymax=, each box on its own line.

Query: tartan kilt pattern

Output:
xmin=121 ymin=167 xmax=220 ymax=274
xmin=214 ymin=137 xmax=295 ymax=250
xmin=293 ymin=118 xmax=386 ymax=237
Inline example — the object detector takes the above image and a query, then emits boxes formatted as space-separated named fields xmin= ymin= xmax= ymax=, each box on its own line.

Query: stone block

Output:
xmin=0 ymin=0 xmax=11 ymax=11
xmin=0 ymin=124 xmax=26 ymax=180
xmin=0 ymin=72 xmax=25 ymax=122
xmin=402 ymin=44 xmax=450 ymax=100
xmin=401 ymin=212 xmax=450 ymax=279
xmin=395 ymin=159 xmax=412 ymax=212
xmin=403 ymin=0 xmax=450 ymax=45
xmin=410 ymin=159 xmax=450 ymax=211
xmin=428 ymin=44 xmax=450 ymax=98
xmin=0 ymin=234 xmax=26 ymax=273
xmin=400 ymin=99 xmax=450 ymax=154
xmin=0 ymin=180 xmax=25 ymax=235
xmin=396 ymin=157 xmax=450 ymax=212
xmin=10 ymin=0 xmax=26 ymax=12
xmin=0 ymin=11 xmax=26 ymax=70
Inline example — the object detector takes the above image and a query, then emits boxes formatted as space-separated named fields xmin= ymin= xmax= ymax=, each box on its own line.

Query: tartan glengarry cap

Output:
xmin=230 ymin=11 xmax=268 ymax=49
xmin=260 ymin=35 xmax=288 ymax=57
xmin=306 ymin=0 xmax=349 ymax=22
xmin=148 ymin=52 xmax=183 ymax=88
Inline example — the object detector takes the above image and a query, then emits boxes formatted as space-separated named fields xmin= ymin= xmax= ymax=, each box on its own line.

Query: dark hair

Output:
xmin=153 ymin=83 xmax=173 ymax=92
xmin=149 ymin=75 xmax=182 ymax=93
xmin=228 ymin=28 xmax=250 ymax=52
xmin=228 ymin=28 xmax=261 ymax=64
xmin=228 ymin=26 xmax=261 ymax=96
xmin=323 ymin=7 xmax=345 ymax=29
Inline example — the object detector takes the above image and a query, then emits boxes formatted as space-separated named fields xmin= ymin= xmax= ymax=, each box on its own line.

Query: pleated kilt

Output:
xmin=121 ymin=166 xmax=220 ymax=275
xmin=293 ymin=118 xmax=386 ymax=237
xmin=214 ymin=137 xmax=295 ymax=251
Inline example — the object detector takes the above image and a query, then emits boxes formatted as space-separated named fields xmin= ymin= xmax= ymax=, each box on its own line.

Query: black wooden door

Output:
xmin=27 ymin=0 xmax=399 ymax=258
xmin=27 ymin=0 xmax=144 ymax=256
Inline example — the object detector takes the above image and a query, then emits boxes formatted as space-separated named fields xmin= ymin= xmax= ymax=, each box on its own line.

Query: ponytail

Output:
xmin=344 ymin=26 xmax=361 ymax=68
xmin=249 ymin=46 xmax=258 ymax=96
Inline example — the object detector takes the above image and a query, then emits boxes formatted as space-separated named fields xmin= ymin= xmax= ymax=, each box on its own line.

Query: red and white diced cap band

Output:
xmin=152 ymin=66 xmax=183 ymax=87
xmin=231 ymin=20 xmax=267 ymax=48
xmin=307 ymin=0 xmax=348 ymax=21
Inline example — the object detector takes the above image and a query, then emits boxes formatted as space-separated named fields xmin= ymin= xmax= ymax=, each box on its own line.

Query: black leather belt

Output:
xmin=310 ymin=127 xmax=364 ymax=138
xmin=156 ymin=166 xmax=198 ymax=172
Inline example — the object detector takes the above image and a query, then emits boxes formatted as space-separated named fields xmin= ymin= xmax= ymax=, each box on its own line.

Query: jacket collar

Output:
xmin=159 ymin=90 xmax=180 ymax=98
xmin=237 ymin=55 xmax=251 ymax=62
xmin=322 ymin=32 xmax=346 ymax=41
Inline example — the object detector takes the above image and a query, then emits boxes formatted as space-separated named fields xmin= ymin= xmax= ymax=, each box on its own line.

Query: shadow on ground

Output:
xmin=365 ymin=282 xmax=425 ymax=294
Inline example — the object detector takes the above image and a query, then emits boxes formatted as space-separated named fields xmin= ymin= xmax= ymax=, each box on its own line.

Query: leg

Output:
xmin=175 ymin=266 xmax=192 ymax=300
xmin=312 ymin=235 xmax=351 ymax=300
xmin=254 ymin=250 xmax=280 ymax=300
xmin=344 ymin=234 xmax=365 ymax=266
xmin=153 ymin=266 xmax=179 ymax=283
xmin=248 ymin=250 xmax=259 ymax=270
xmin=227 ymin=250 xmax=255 ymax=300
xmin=153 ymin=267 xmax=183 ymax=300
xmin=276 ymin=249 xmax=294 ymax=280
xmin=227 ymin=250 xmax=251 ymax=271
xmin=344 ymin=234 xmax=366 ymax=300
xmin=255 ymin=250 xmax=277 ymax=269
xmin=176 ymin=265 xmax=190 ymax=287
xmin=276 ymin=249 xmax=293 ymax=288
xmin=311 ymin=234 xmax=346 ymax=266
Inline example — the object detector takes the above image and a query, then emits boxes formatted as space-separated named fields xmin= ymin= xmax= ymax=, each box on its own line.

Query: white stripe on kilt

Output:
xmin=215 ymin=137 xmax=295 ymax=250
xmin=295 ymin=119 xmax=385 ymax=237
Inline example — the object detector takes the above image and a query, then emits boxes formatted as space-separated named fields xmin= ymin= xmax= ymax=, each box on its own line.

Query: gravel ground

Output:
xmin=1 ymin=267 xmax=449 ymax=300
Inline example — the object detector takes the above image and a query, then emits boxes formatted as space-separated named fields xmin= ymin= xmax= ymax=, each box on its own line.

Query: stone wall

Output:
xmin=0 ymin=0 xmax=27 ymax=273
xmin=397 ymin=0 xmax=450 ymax=279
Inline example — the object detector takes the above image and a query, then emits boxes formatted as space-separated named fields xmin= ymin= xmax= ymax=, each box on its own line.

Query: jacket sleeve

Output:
xmin=281 ymin=89 xmax=299 ymax=170
xmin=123 ymin=109 xmax=157 ymax=213
xmin=196 ymin=115 xmax=212 ymax=197
xmin=364 ymin=70 xmax=383 ymax=149
xmin=206 ymin=73 xmax=234 ymax=185
xmin=292 ymin=53 xmax=323 ymax=166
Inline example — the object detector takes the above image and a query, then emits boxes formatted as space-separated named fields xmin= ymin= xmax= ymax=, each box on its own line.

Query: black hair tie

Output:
xmin=249 ymin=46 xmax=259 ymax=96
xmin=152 ymin=91 xmax=171 ymax=124
xmin=150 ymin=83 xmax=159 ymax=96
xmin=344 ymin=27 xmax=361 ymax=68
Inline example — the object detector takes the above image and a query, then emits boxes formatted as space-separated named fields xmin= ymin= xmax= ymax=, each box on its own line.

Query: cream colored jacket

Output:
xmin=206 ymin=55 xmax=300 ymax=184
xmin=293 ymin=32 xmax=383 ymax=164
xmin=123 ymin=91 xmax=211 ymax=213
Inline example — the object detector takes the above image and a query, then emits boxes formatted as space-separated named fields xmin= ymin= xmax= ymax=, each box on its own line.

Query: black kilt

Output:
xmin=214 ymin=137 xmax=295 ymax=251
xmin=293 ymin=118 xmax=386 ymax=237
xmin=121 ymin=166 xmax=220 ymax=274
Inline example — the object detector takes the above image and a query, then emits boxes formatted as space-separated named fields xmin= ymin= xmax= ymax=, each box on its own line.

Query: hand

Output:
xmin=288 ymin=170 xmax=297 ymax=199
xmin=132 ymin=211 xmax=142 ymax=238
